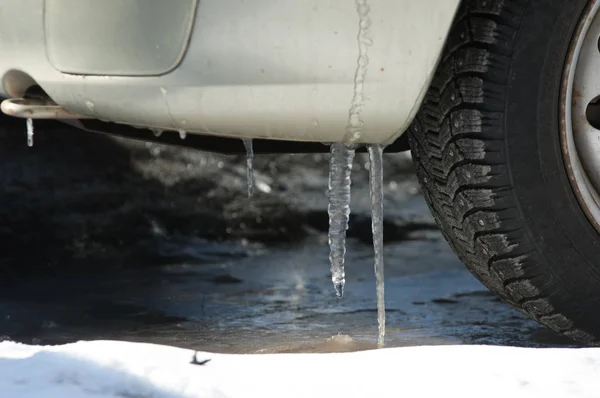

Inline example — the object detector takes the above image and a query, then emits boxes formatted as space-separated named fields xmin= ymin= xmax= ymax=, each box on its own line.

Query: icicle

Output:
xmin=26 ymin=118 xmax=34 ymax=147
xmin=178 ymin=129 xmax=187 ymax=140
xmin=368 ymin=144 xmax=386 ymax=348
xmin=242 ymin=139 xmax=254 ymax=197
xmin=150 ymin=128 xmax=163 ymax=137
xmin=327 ymin=142 xmax=356 ymax=298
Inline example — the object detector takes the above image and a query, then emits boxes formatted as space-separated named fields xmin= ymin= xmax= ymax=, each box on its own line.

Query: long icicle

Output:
xmin=328 ymin=142 xmax=356 ymax=298
xmin=368 ymin=144 xmax=385 ymax=347
xmin=242 ymin=139 xmax=254 ymax=198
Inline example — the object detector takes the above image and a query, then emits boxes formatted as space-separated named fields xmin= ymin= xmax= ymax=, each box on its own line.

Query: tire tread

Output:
xmin=408 ymin=0 xmax=590 ymax=339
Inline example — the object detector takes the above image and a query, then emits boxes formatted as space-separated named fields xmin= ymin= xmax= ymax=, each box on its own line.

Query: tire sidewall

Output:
xmin=507 ymin=0 xmax=600 ymax=329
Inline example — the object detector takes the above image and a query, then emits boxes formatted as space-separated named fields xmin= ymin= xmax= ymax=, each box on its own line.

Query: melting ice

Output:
xmin=242 ymin=139 xmax=254 ymax=198
xmin=327 ymin=142 xmax=355 ymax=298
xmin=368 ymin=144 xmax=386 ymax=347
xmin=327 ymin=142 xmax=387 ymax=346
xmin=26 ymin=118 xmax=34 ymax=147
xmin=150 ymin=128 xmax=163 ymax=138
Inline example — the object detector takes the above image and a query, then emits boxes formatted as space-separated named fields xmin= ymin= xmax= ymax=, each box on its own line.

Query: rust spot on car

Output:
xmin=380 ymin=67 xmax=384 ymax=72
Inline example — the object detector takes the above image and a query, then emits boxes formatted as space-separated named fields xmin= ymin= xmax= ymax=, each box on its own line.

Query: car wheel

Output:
xmin=408 ymin=0 xmax=600 ymax=343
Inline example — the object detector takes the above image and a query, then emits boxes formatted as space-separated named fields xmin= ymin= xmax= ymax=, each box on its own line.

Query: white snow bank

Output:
xmin=1 ymin=340 xmax=599 ymax=398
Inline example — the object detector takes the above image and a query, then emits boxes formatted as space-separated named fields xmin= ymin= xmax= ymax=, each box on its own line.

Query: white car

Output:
xmin=1 ymin=0 xmax=599 ymax=343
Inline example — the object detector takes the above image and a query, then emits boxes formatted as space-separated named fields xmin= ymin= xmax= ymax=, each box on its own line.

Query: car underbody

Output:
xmin=5 ymin=0 xmax=600 ymax=345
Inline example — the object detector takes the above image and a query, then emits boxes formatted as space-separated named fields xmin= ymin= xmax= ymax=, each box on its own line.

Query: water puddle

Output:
xmin=0 ymin=238 xmax=579 ymax=353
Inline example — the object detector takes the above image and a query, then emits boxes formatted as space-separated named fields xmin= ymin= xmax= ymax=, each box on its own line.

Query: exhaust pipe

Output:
xmin=0 ymin=97 xmax=91 ymax=119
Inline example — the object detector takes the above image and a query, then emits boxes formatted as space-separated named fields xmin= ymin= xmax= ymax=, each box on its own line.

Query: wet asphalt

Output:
xmin=0 ymin=119 xmax=579 ymax=352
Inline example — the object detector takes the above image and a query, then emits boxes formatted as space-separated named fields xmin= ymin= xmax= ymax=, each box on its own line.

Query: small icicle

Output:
xmin=26 ymin=118 xmax=34 ymax=147
xmin=368 ymin=144 xmax=386 ymax=348
xmin=242 ymin=139 xmax=254 ymax=197
xmin=178 ymin=129 xmax=187 ymax=140
xmin=150 ymin=128 xmax=163 ymax=137
xmin=327 ymin=142 xmax=356 ymax=298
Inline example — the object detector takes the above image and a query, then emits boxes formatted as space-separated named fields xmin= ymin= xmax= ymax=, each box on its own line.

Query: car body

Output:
xmin=6 ymin=0 xmax=600 ymax=345
xmin=0 ymin=0 xmax=459 ymax=145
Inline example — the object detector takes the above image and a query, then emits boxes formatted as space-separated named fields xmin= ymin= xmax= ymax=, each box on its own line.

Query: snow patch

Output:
xmin=1 ymin=340 xmax=600 ymax=398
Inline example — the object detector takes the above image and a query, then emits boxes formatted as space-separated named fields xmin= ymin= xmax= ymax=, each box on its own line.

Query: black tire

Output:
xmin=408 ymin=0 xmax=600 ymax=343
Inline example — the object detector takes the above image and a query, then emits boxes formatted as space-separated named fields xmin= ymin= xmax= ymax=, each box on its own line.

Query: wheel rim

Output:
xmin=561 ymin=0 xmax=600 ymax=233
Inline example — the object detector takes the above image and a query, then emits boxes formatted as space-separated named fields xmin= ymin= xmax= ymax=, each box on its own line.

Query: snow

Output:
xmin=1 ymin=340 xmax=599 ymax=398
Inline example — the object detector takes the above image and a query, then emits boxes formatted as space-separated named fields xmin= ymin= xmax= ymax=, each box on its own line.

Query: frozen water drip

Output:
xmin=242 ymin=139 xmax=254 ymax=198
xmin=327 ymin=142 xmax=355 ymax=298
xmin=368 ymin=144 xmax=386 ymax=347
xmin=26 ymin=118 xmax=34 ymax=147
